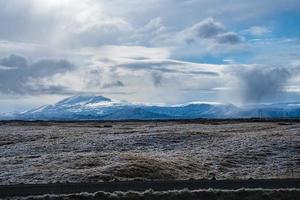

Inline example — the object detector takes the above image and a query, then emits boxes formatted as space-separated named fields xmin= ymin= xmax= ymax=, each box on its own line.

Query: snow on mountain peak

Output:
xmin=54 ymin=95 xmax=112 ymax=107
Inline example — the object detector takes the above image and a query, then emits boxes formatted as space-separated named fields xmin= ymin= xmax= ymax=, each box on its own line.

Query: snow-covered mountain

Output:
xmin=4 ymin=95 xmax=300 ymax=120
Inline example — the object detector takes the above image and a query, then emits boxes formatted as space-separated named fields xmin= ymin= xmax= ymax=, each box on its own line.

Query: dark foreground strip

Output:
xmin=0 ymin=179 xmax=299 ymax=198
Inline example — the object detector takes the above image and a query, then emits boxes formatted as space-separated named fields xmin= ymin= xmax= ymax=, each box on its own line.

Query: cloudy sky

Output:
xmin=0 ymin=0 xmax=300 ymax=112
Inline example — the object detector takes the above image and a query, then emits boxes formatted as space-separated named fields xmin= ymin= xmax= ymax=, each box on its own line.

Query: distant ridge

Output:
xmin=4 ymin=95 xmax=300 ymax=120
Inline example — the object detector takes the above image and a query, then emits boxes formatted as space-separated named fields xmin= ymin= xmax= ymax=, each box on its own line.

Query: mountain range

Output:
xmin=2 ymin=95 xmax=300 ymax=120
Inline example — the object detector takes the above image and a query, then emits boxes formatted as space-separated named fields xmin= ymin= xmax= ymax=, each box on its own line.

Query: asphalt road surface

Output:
xmin=1 ymin=179 xmax=300 ymax=198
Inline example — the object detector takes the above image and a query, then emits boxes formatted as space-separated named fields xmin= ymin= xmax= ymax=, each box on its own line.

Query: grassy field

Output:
xmin=0 ymin=120 xmax=299 ymax=184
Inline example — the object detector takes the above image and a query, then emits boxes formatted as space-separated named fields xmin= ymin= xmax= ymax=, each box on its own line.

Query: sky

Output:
xmin=0 ymin=0 xmax=300 ymax=112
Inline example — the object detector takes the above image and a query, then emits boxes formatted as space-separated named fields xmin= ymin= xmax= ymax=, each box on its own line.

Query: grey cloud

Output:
xmin=151 ymin=72 xmax=163 ymax=87
xmin=102 ymin=81 xmax=125 ymax=88
xmin=86 ymin=68 xmax=125 ymax=89
xmin=179 ymin=18 xmax=242 ymax=46
xmin=30 ymin=59 xmax=75 ymax=77
xmin=115 ymin=60 xmax=181 ymax=71
xmin=238 ymin=67 xmax=291 ymax=103
xmin=0 ymin=54 xmax=28 ymax=68
xmin=115 ymin=60 xmax=219 ymax=76
xmin=0 ymin=54 xmax=75 ymax=95
xmin=25 ymin=85 xmax=75 ymax=95
xmin=183 ymin=70 xmax=219 ymax=76
xmin=183 ymin=18 xmax=224 ymax=43
xmin=216 ymin=32 xmax=242 ymax=44
xmin=86 ymin=69 xmax=102 ymax=88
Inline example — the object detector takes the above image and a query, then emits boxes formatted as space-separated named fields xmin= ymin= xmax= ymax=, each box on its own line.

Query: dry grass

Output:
xmin=0 ymin=121 xmax=299 ymax=184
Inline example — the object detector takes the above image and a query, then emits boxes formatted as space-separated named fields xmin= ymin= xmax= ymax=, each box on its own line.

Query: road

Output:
xmin=1 ymin=179 xmax=300 ymax=198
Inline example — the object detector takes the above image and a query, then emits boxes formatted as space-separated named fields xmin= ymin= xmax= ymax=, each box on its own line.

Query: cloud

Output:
xmin=178 ymin=18 xmax=243 ymax=46
xmin=0 ymin=54 xmax=75 ymax=95
xmin=0 ymin=1 xmax=266 ymax=61
xmin=84 ymin=45 xmax=170 ymax=60
xmin=243 ymin=26 xmax=271 ymax=36
xmin=102 ymin=80 xmax=125 ymax=88
xmin=237 ymin=67 xmax=291 ymax=103
xmin=180 ymin=18 xmax=224 ymax=43
xmin=0 ymin=0 xmax=137 ymax=50
xmin=24 ymin=84 xmax=75 ymax=95
xmin=131 ymin=17 xmax=168 ymax=46
xmin=151 ymin=72 xmax=163 ymax=87
xmin=216 ymin=32 xmax=242 ymax=44
xmin=114 ymin=59 xmax=220 ymax=76
xmin=0 ymin=0 xmax=297 ymax=49
xmin=0 ymin=54 xmax=28 ymax=68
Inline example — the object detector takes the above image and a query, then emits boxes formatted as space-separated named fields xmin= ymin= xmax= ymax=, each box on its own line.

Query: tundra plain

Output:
xmin=0 ymin=120 xmax=299 ymax=185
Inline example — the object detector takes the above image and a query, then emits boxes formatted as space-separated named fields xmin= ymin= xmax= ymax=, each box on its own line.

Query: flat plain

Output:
xmin=0 ymin=120 xmax=299 ymax=185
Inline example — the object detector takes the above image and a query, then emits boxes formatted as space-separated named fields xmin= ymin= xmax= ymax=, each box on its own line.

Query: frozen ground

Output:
xmin=0 ymin=120 xmax=299 ymax=184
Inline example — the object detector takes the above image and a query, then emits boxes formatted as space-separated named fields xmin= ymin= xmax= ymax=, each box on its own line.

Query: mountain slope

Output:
xmin=101 ymin=107 xmax=173 ymax=120
xmin=7 ymin=95 xmax=300 ymax=120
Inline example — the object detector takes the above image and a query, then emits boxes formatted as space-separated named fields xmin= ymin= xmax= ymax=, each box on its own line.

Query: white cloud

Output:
xmin=243 ymin=26 xmax=271 ymax=36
